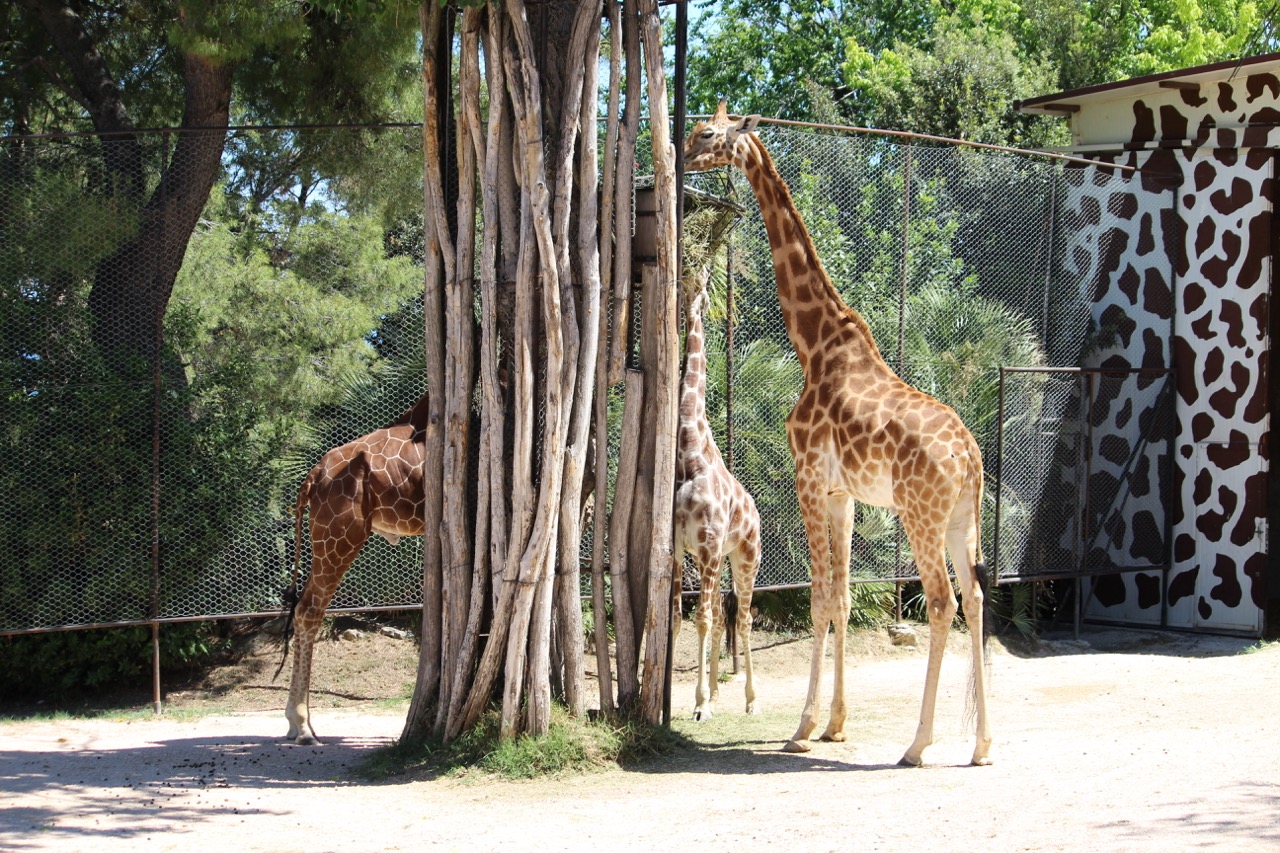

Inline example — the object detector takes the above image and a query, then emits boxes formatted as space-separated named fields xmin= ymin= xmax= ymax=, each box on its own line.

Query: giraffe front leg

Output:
xmin=820 ymin=495 xmax=854 ymax=743
xmin=785 ymin=471 xmax=833 ymax=753
xmin=692 ymin=579 xmax=718 ymax=721
xmin=284 ymin=619 xmax=322 ymax=746
xmin=819 ymin=604 xmax=849 ymax=743
xmin=784 ymin=620 xmax=827 ymax=752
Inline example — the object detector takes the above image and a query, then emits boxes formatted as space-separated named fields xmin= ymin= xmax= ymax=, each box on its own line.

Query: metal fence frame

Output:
xmin=3 ymin=119 xmax=1176 ymax=640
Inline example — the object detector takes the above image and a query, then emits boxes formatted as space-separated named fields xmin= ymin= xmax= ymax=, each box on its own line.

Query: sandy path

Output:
xmin=3 ymin=628 xmax=1278 ymax=853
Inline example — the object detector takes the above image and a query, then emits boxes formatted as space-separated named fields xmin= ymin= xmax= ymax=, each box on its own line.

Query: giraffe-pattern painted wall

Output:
xmin=1039 ymin=159 xmax=1177 ymax=625
xmin=1057 ymin=71 xmax=1277 ymax=635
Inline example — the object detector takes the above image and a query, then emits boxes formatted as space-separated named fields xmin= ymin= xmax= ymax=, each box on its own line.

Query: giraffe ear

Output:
xmin=738 ymin=115 xmax=761 ymax=134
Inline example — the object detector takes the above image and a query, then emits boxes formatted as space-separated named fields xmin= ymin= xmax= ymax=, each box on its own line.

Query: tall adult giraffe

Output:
xmin=683 ymin=103 xmax=991 ymax=766
xmin=280 ymin=395 xmax=428 ymax=746
xmin=674 ymin=269 xmax=761 ymax=721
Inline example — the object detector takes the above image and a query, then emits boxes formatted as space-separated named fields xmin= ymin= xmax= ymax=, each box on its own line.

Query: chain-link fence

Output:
xmin=684 ymin=123 xmax=1177 ymax=588
xmin=2 ymin=121 xmax=1176 ymax=634
xmin=1 ymin=126 xmax=427 ymax=634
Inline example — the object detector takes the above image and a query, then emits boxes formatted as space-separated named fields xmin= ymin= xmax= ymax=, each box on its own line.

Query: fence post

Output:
xmin=893 ymin=139 xmax=912 ymax=587
xmin=148 ymin=135 xmax=170 ymax=717
xmin=724 ymin=241 xmax=735 ymax=475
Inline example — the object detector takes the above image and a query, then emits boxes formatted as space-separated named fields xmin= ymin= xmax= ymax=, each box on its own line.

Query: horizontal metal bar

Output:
xmin=0 ymin=603 xmax=422 ymax=638
xmin=999 ymin=365 xmax=1174 ymax=375
xmin=686 ymin=114 xmax=1144 ymax=173
xmin=996 ymin=564 xmax=1171 ymax=586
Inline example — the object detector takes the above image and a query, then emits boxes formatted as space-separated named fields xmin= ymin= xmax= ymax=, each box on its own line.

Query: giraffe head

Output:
xmin=684 ymin=101 xmax=761 ymax=172
xmin=681 ymin=263 xmax=712 ymax=320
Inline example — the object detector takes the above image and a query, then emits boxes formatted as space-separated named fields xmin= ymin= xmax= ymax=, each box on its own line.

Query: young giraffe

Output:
xmin=684 ymin=102 xmax=991 ymax=766
xmin=280 ymin=394 xmax=428 ymax=746
xmin=674 ymin=268 xmax=761 ymax=720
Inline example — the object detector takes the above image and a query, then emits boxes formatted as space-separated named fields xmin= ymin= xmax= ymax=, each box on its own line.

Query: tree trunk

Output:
xmin=589 ymin=0 xmax=624 ymax=714
xmin=636 ymin=0 xmax=680 ymax=725
xmin=22 ymin=0 xmax=232 ymax=376
xmin=408 ymin=0 xmax=679 ymax=743
xmin=402 ymin=1 xmax=449 ymax=743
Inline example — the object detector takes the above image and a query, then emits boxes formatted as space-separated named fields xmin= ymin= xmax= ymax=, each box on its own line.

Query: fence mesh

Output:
xmin=684 ymin=124 xmax=1174 ymax=587
xmin=1 ymin=126 xmax=427 ymax=633
xmin=2 ymin=122 xmax=1175 ymax=634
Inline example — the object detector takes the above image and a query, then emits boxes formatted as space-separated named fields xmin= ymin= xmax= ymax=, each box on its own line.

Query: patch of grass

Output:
xmin=1240 ymin=639 xmax=1279 ymax=655
xmin=359 ymin=705 xmax=688 ymax=782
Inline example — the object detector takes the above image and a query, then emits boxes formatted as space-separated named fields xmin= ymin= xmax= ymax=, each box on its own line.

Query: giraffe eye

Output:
xmin=700 ymin=130 xmax=714 ymax=140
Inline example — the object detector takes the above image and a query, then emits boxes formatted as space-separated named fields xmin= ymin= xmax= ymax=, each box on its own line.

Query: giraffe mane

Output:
xmin=740 ymin=133 xmax=885 ymax=362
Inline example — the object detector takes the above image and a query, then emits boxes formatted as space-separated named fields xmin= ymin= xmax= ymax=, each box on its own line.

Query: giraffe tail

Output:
xmin=722 ymin=587 xmax=738 ymax=651
xmin=965 ymin=456 xmax=992 ymax=728
xmin=273 ymin=472 xmax=312 ymax=681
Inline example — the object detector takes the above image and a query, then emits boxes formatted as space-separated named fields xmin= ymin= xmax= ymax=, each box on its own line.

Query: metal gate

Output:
xmin=993 ymin=366 xmax=1176 ymax=585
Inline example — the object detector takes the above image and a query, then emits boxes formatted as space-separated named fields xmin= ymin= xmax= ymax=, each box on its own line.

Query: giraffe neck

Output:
xmin=678 ymin=302 xmax=716 ymax=473
xmin=737 ymin=134 xmax=890 ymax=377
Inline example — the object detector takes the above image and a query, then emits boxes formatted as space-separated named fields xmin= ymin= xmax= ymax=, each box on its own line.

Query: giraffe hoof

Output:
xmin=293 ymin=734 xmax=323 ymax=747
xmin=744 ymin=701 xmax=759 ymax=716
xmin=820 ymin=730 xmax=846 ymax=743
xmin=692 ymin=709 xmax=713 ymax=722
xmin=898 ymin=752 xmax=923 ymax=767
xmin=971 ymin=754 xmax=993 ymax=767
xmin=782 ymin=739 xmax=812 ymax=754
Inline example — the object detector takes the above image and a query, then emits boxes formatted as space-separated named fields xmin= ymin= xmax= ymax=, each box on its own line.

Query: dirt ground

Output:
xmin=2 ymin=619 xmax=1278 ymax=853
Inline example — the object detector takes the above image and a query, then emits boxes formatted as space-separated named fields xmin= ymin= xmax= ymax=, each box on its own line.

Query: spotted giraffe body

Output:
xmin=685 ymin=103 xmax=991 ymax=766
xmin=283 ymin=395 xmax=428 ymax=746
xmin=674 ymin=279 xmax=761 ymax=720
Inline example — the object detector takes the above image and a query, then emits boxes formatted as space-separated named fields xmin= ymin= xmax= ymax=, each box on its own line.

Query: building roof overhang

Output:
xmin=1015 ymin=53 xmax=1280 ymax=117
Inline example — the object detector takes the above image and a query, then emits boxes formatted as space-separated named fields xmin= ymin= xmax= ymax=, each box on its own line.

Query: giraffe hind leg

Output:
xmin=729 ymin=542 xmax=760 ymax=715
xmin=947 ymin=524 xmax=992 ymax=765
xmin=284 ymin=534 xmax=365 ymax=745
xmin=900 ymin=522 xmax=957 ymax=767
xmin=692 ymin=557 xmax=720 ymax=721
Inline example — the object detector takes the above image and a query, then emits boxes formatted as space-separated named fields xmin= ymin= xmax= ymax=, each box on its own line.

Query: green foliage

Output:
xmin=0 ymin=623 xmax=229 ymax=702
xmin=744 ymin=583 xmax=897 ymax=632
xmin=987 ymin=580 xmax=1055 ymax=638
xmin=848 ymin=580 xmax=899 ymax=628
xmin=844 ymin=14 xmax=1066 ymax=147
xmin=171 ymin=186 xmax=421 ymax=451
xmin=1022 ymin=0 xmax=1270 ymax=91
xmin=688 ymin=0 xmax=938 ymax=122
xmin=689 ymin=0 xmax=1272 ymax=144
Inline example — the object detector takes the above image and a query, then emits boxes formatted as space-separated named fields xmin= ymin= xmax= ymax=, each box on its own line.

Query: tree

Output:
xmin=687 ymin=0 xmax=894 ymax=121
xmin=1021 ymin=0 xmax=1274 ymax=91
xmin=689 ymin=0 xmax=1276 ymax=144
xmin=8 ymin=0 xmax=420 ymax=378
xmin=398 ymin=0 xmax=683 ymax=744
xmin=843 ymin=14 xmax=1065 ymax=147
xmin=171 ymin=186 xmax=422 ymax=445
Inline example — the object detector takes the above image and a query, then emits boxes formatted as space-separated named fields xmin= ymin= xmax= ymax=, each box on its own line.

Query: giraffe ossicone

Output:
xmin=280 ymin=395 xmax=428 ymax=746
xmin=673 ymin=266 xmax=762 ymax=720
xmin=684 ymin=101 xmax=992 ymax=766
